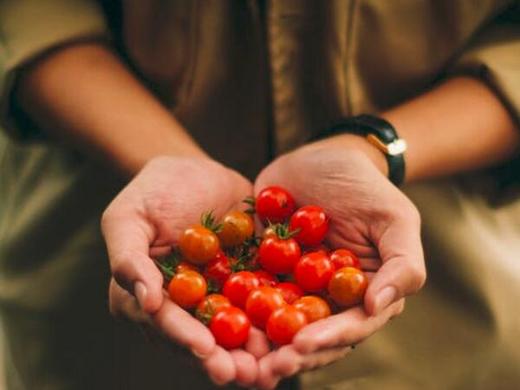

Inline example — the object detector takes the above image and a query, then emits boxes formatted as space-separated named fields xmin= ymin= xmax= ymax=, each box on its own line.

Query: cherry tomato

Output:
xmin=259 ymin=236 xmax=301 ymax=274
xmin=266 ymin=305 xmax=308 ymax=345
xmin=223 ymin=271 xmax=260 ymax=308
xmin=330 ymin=249 xmax=360 ymax=270
xmin=262 ymin=226 xmax=277 ymax=240
xmin=196 ymin=294 xmax=231 ymax=324
xmin=210 ymin=306 xmax=251 ymax=349
xmin=179 ymin=225 xmax=220 ymax=265
xmin=289 ymin=205 xmax=328 ymax=247
xmin=256 ymin=186 xmax=296 ymax=224
xmin=328 ymin=267 xmax=368 ymax=307
xmin=204 ymin=250 xmax=232 ymax=288
xmin=294 ymin=251 xmax=334 ymax=292
xmin=168 ymin=270 xmax=207 ymax=309
xmin=253 ymin=270 xmax=279 ymax=287
xmin=176 ymin=261 xmax=199 ymax=273
xmin=246 ymin=287 xmax=286 ymax=329
xmin=276 ymin=282 xmax=304 ymax=304
xmin=218 ymin=210 xmax=254 ymax=247
xmin=293 ymin=296 xmax=331 ymax=323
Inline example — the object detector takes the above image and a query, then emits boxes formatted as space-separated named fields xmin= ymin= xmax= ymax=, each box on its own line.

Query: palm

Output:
xmin=252 ymin=142 xmax=425 ymax=389
xmin=103 ymin=156 xmax=260 ymax=386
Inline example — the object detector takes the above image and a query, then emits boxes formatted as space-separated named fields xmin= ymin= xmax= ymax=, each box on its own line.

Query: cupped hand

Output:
xmin=101 ymin=156 xmax=261 ymax=386
xmin=253 ymin=137 xmax=426 ymax=388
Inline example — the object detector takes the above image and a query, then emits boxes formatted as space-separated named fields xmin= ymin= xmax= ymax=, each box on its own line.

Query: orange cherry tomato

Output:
xmin=328 ymin=267 xmax=368 ymax=307
xmin=168 ymin=270 xmax=207 ymax=309
xmin=176 ymin=261 xmax=199 ymax=273
xmin=246 ymin=287 xmax=286 ymax=329
xmin=330 ymin=249 xmax=360 ymax=270
xmin=179 ymin=225 xmax=220 ymax=265
xmin=218 ymin=210 xmax=255 ymax=247
xmin=196 ymin=294 xmax=231 ymax=324
xmin=293 ymin=296 xmax=331 ymax=323
xmin=266 ymin=305 xmax=308 ymax=345
xmin=262 ymin=226 xmax=277 ymax=240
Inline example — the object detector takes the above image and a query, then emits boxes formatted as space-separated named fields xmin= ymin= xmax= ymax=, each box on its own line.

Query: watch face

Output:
xmin=387 ymin=139 xmax=407 ymax=156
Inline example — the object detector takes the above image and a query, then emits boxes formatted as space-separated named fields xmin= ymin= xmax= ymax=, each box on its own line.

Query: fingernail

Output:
xmin=191 ymin=347 xmax=211 ymax=360
xmin=374 ymin=286 xmax=397 ymax=315
xmin=134 ymin=282 xmax=147 ymax=308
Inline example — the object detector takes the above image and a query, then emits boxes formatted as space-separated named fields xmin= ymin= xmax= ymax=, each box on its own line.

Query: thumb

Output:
xmin=101 ymin=210 xmax=164 ymax=313
xmin=365 ymin=209 xmax=426 ymax=316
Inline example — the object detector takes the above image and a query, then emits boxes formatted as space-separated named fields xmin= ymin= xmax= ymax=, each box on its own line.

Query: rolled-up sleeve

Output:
xmin=0 ymin=0 xmax=109 ymax=139
xmin=449 ymin=8 xmax=520 ymax=127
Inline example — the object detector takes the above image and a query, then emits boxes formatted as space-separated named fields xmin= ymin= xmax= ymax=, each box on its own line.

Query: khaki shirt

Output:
xmin=1 ymin=1 xmax=519 ymax=389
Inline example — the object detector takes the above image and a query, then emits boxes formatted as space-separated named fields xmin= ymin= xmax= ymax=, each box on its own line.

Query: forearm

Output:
xmin=332 ymin=77 xmax=520 ymax=183
xmin=383 ymin=77 xmax=519 ymax=182
xmin=16 ymin=42 xmax=206 ymax=176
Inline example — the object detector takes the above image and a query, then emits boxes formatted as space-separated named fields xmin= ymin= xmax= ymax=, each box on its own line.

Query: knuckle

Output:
xmin=407 ymin=261 xmax=427 ymax=292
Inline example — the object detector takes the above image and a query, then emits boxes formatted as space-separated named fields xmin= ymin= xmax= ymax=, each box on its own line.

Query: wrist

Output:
xmin=309 ymin=134 xmax=389 ymax=176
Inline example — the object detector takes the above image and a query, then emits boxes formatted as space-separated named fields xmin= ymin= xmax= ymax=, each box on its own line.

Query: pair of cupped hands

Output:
xmin=101 ymin=138 xmax=426 ymax=389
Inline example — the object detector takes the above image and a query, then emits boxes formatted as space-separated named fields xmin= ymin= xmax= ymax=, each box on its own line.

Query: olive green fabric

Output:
xmin=1 ymin=1 xmax=519 ymax=389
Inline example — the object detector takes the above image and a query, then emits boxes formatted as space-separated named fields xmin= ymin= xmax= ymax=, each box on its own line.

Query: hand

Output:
xmin=253 ymin=136 xmax=426 ymax=388
xmin=101 ymin=156 xmax=261 ymax=386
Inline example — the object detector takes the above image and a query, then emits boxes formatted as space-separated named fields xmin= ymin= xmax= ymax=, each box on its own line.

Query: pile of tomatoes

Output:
xmin=155 ymin=186 xmax=368 ymax=349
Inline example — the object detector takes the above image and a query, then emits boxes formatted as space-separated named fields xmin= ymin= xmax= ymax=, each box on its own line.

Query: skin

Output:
xmin=17 ymin=40 xmax=520 ymax=389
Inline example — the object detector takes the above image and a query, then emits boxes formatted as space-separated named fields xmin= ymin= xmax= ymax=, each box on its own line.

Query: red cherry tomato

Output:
xmin=328 ymin=267 xmax=368 ymax=307
xmin=223 ymin=271 xmax=260 ymax=308
xmin=246 ymin=287 xmax=286 ymax=329
xmin=289 ymin=205 xmax=328 ymax=247
xmin=293 ymin=296 xmax=331 ymax=323
xmin=266 ymin=306 xmax=308 ymax=345
xmin=256 ymin=186 xmax=296 ymax=224
xmin=210 ymin=306 xmax=251 ymax=349
xmin=259 ymin=236 xmax=301 ymax=274
xmin=276 ymin=282 xmax=304 ymax=304
xmin=330 ymin=249 xmax=361 ymax=270
xmin=196 ymin=294 xmax=231 ymax=324
xmin=253 ymin=270 xmax=279 ymax=287
xmin=168 ymin=270 xmax=207 ymax=309
xmin=218 ymin=210 xmax=254 ymax=247
xmin=179 ymin=225 xmax=220 ymax=265
xmin=294 ymin=251 xmax=334 ymax=292
xmin=204 ymin=250 xmax=232 ymax=288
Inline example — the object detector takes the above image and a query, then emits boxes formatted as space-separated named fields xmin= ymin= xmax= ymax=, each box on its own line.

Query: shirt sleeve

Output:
xmin=448 ymin=7 xmax=520 ymax=128
xmin=0 ymin=0 xmax=109 ymax=140
xmin=448 ymin=6 xmax=520 ymax=188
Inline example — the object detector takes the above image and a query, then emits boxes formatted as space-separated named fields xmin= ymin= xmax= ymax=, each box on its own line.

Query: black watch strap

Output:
xmin=311 ymin=115 xmax=407 ymax=186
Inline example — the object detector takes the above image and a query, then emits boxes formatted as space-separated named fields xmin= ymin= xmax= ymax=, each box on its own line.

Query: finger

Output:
xmin=149 ymin=245 xmax=172 ymax=258
xmin=108 ymin=278 xmax=153 ymax=325
xmin=272 ymin=345 xmax=352 ymax=376
xmin=366 ymin=212 xmax=426 ymax=315
xmin=102 ymin=211 xmax=163 ymax=313
xmin=152 ymin=298 xmax=216 ymax=358
xmin=293 ymin=299 xmax=405 ymax=354
xmin=298 ymin=345 xmax=351 ymax=372
xmin=271 ymin=345 xmax=302 ymax=377
xmin=201 ymin=346 xmax=236 ymax=386
xmin=230 ymin=349 xmax=258 ymax=387
xmin=245 ymin=327 xmax=271 ymax=359
xmin=257 ymin=352 xmax=281 ymax=390
xmin=359 ymin=257 xmax=382 ymax=271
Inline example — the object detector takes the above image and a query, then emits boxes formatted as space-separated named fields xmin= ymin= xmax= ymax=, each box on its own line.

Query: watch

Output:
xmin=312 ymin=114 xmax=407 ymax=186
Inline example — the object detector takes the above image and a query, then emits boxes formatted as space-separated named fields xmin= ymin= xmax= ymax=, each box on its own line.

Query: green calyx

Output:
xmin=201 ymin=211 xmax=223 ymax=234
